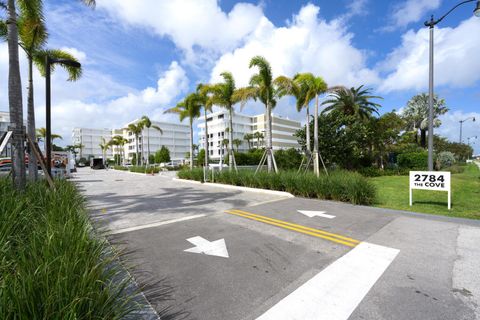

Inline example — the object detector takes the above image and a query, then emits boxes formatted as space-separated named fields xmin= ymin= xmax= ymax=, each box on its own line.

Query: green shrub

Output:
xmin=155 ymin=146 xmax=171 ymax=164
xmin=397 ymin=151 xmax=428 ymax=169
xmin=129 ymin=166 xmax=159 ymax=174
xmin=445 ymin=165 xmax=465 ymax=174
xmin=112 ymin=165 xmax=128 ymax=171
xmin=436 ymin=151 xmax=455 ymax=169
xmin=275 ymin=148 xmax=303 ymax=170
xmin=177 ymin=168 xmax=376 ymax=205
xmin=0 ymin=178 xmax=142 ymax=318
xmin=358 ymin=167 xmax=409 ymax=177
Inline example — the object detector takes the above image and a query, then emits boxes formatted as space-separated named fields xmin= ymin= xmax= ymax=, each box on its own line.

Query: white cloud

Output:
xmin=343 ymin=0 xmax=370 ymax=20
xmin=209 ymin=3 xmax=380 ymax=117
xmin=60 ymin=47 xmax=87 ymax=63
xmin=0 ymin=42 xmax=189 ymax=145
xmin=96 ymin=0 xmax=264 ymax=63
xmin=387 ymin=0 xmax=441 ymax=30
xmin=437 ymin=111 xmax=480 ymax=154
xmin=379 ymin=16 xmax=480 ymax=92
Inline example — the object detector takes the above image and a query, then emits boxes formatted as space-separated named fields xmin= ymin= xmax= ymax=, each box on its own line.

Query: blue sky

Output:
xmin=1 ymin=0 xmax=479 ymax=152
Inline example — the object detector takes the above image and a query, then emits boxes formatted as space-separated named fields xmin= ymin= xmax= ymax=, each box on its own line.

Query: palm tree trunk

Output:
xmin=135 ymin=135 xmax=139 ymax=166
xmin=7 ymin=0 xmax=26 ymax=190
xmin=139 ymin=133 xmax=143 ymax=166
xmin=204 ymin=108 xmax=209 ymax=169
xmin=305 ymin=105 xmax=311 ymax=154
xmin=27 ymin=57 xmax=38 ymax=180
xmin=420 ymin=129 xmax=426 ymax=148
xmin=189 ymin=119 xmax=194 ymax=170
xmin=228 ymin=108 xmax=234 ymax=171
xmin=265 ymin=102 xmax=273 ymax=172
xmin=313 ymin=94 xmax=319 ymax=176
xmin=147 ymin=128 xmax=150 ymax=165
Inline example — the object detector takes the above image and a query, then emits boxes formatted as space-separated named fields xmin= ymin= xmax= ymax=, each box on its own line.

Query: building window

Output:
xmin=218 ymin=114 xmax=224 ymax=119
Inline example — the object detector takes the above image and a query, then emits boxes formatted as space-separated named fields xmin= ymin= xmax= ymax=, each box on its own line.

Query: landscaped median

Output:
xmin=370 ymin=163 xmax=480 ymax=219
xmin=177 ymin=168 xmax=376 ymax=205
xmin=113 ymin=165 xmax=160 ymax=174
xmin=0 ymin=178 xmax=146 ymax=318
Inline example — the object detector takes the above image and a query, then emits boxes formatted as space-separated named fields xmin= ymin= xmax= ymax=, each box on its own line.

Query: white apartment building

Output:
xmin=72 ymin=128 xmax=113 ymax=159
xmin=73 ymin=120 xmax=190 ymax=162
xmin=198 ymin=110 xmax=252 ymax=159
xmin=122 ymin=119 xmax=189 ymax=162
xmin=198 ymin=110 xmax=301 ymax=160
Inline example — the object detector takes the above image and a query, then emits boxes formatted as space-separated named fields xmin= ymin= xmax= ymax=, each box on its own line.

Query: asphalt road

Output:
xmin=74 ymin=168 xmax=480 ymax=320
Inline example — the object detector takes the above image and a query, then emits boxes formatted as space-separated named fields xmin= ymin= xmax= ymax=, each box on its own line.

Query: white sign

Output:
xmin=184 ymin=236 xmax=229 ymax=258
xmin=409 ymin=171 xmax=451 ymax=209
xmin=297 ymin=210 xmax=336 ymax=219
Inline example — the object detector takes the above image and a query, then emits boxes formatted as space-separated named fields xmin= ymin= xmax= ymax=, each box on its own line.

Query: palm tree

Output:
xmin=5 ymin=0 xmax=26 ymax=189
xmin=110 ymin=135 xmax=127 ymax=165
xmin=274 ymin=73 xmax=312 ymax=157
xmin=127 ymin=123 xmax=143 ymax=166
xmin=253 ymin=131 xmax=264 ymax=148
xmin=233 ymin=138 xmax=242 ymax=152
xmin=99 ymin=137 xmax=109 ymax=165
xmin=294 ymin=73 xmax=333 ymax=176
xmin=140 ymin=115 xmax=163 ymax=165
xmin=244 ymin=133 xmax=253 ymax=150
xmin=219 ymin=138 xmax=229 ymax=167
xmin=234 ymin=56 xmax=277 ymax=172
xmin=1 ymin=0 xmax=94 ymax=189
xmin=164 ymin=93 xmax=202 ymax=170
xmin=207 ymin=72 xmax=239 ymax=171
xmin=402 ymin=93 xmax=448 ymax=148
xmin=322 ymin=86 xmax=382 ymax=121
xmin=196 ymin=83 xmax=214 ymax=169
xmin=36 ymin=127 xmax=62 ymax=154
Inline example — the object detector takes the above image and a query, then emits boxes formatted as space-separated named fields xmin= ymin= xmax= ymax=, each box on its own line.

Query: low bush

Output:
xmin=112 ymin=165 xmax=128 ymax=171
xmin=177 ymin=168 xmax=376 ymax=205
xmin=397 ymin=151 xmax=428 ymax=169
xmin=445 ymin=165 xmax=465 ymax=174
xmin=129 ymin=166 xmax=160 ymax=174
xmin=0 ymin=178 xmax=140 ymax=318
xmin=436 ymin=151 xmax=455 ymax=169
xmin=358 ymin=167 xmax=409 ymax=177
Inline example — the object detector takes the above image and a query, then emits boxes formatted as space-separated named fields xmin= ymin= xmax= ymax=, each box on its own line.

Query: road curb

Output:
xmin=173 ymin=178 xmax=295 ymax=197
xmin=172 ymin=178 xmax=204 ymax=185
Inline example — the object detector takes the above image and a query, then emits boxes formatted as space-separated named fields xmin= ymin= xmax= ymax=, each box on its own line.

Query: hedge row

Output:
xmin=178 ymin=169 xmax=376 ymax=205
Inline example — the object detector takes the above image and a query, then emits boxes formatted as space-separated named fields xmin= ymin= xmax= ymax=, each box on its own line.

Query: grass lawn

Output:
xmin=370 ymin=163 xmax=480 ymax=220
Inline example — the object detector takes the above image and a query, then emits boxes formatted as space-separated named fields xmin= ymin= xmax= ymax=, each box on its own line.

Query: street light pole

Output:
xmin=459 ymin=117 xmax=476 ymax=143
xmin=424 ymin=0 xmax=480 ymax=170
xmin=45 ymin=56 xmax=81 ymax=176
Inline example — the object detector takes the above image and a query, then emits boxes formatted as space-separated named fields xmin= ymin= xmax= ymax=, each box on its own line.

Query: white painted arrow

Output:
xmin=298 ymin=210 xmax=336 ymax=219
xmin=184 ymin=236 xmax=229 ymax=258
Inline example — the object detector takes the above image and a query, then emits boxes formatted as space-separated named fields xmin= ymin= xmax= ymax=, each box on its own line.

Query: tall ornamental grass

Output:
xmin=178 ymin=169 xmax=376 ymax=205
xmin=0 ymin=178 xmax=140 ymax=319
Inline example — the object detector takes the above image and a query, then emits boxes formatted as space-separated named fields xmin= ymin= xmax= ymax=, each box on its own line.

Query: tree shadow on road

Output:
xmin=87 ymin=186 xmax=250 ymax=230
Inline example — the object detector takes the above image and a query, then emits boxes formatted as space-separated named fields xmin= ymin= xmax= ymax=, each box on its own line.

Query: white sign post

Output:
xmin=409 ymin=171 xmax=451 ymax=210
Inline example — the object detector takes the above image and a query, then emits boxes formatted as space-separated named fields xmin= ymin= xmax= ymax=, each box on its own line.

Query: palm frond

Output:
xmin=80 ymin=0 xmax=96 ymax=8
xmin=33 ymin=49 xmax=82 ymax=81
xmin=0 ymin=19 xmax=7 ymax=41
xmin=151 ymin=125 xmax=163 ymax=134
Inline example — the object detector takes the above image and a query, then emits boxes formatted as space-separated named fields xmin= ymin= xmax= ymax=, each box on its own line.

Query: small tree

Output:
xmin=155 ymin=146 xmax=171 ymax=163
xmin=131 ymin=153 xmax=137 ymax=166
xmin=197 ymin=149 xmax=206 ymax=166
xmin=233 ymin=138 xmax=242 ymax=152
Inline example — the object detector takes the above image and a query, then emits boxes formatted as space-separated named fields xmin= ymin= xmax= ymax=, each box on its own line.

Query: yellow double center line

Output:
xmin=225 ymin=209 xmax=360 ymax=247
